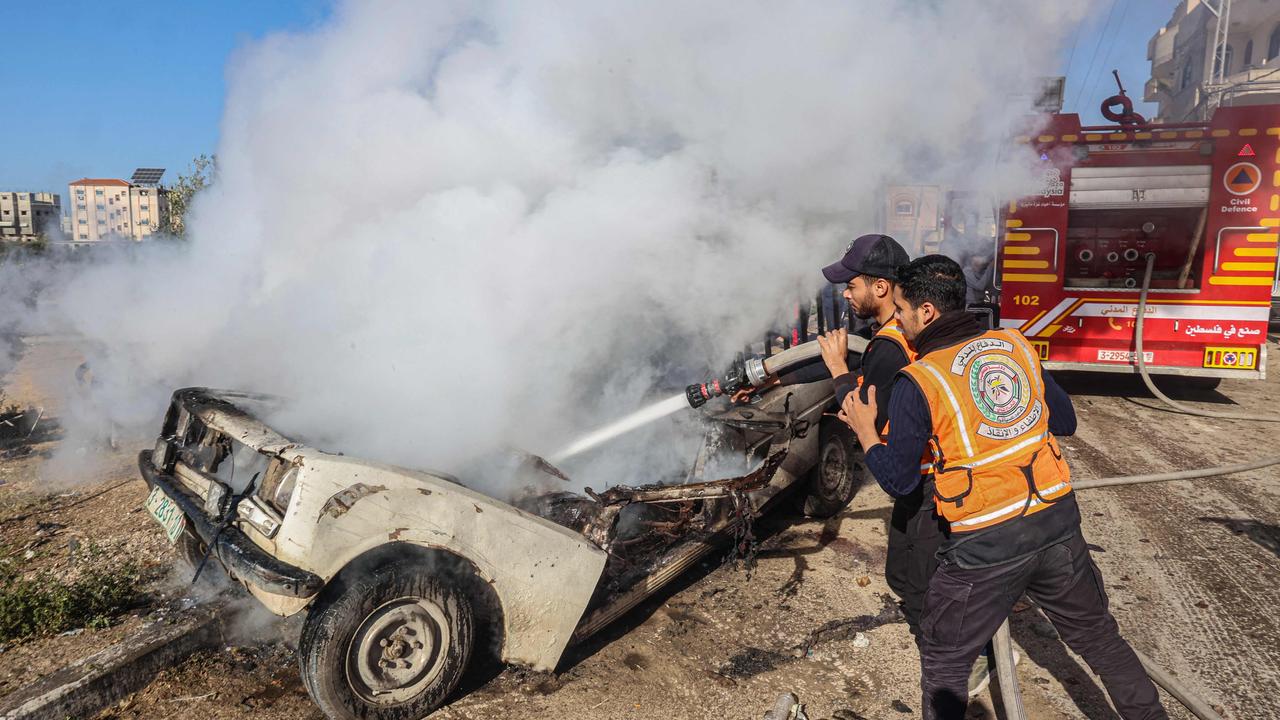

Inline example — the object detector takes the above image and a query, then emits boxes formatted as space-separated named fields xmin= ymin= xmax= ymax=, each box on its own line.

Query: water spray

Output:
xmin=549 ymin=335 xmax=872 ymax=464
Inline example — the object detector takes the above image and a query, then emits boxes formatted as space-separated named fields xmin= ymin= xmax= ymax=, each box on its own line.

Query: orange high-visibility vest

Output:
xmin=900 ymin=328 xmax=1071 ymax=532
xmin=858 ymin=318 xmax=931 ymax=476
xmin=869 ymin=318 xmax=913 ymax=363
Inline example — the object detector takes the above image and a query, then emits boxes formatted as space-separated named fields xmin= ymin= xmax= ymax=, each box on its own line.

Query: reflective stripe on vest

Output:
xmin=873 ymin=320 xmax=913 ymax=360
xmin=858 ymin=319 xmax=930 ymax=476
xmin=951 ymin=480 xmax=1070 ymax=529
xmin=901 ymin=328 xmax=1071 ymax=532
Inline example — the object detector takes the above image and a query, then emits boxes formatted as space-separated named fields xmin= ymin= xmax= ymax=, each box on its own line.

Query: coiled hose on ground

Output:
xmin=1000 ymin=254 xmax=1280 ymax=720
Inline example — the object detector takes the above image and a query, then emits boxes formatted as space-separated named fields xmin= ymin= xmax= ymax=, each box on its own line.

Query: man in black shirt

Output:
xmin=811 ymin=235 xmax=949 ymax=641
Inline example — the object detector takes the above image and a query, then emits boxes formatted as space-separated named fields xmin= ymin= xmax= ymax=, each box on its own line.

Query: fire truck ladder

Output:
xmin=1205 ymin=0 xmax=1232 ymax=87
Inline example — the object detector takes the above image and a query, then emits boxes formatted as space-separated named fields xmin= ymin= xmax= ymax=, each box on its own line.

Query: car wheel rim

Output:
xmin=346 ymin=596 xmax=450 ymax=704
xmin=819 ymin=442 xmax=847 ymax=494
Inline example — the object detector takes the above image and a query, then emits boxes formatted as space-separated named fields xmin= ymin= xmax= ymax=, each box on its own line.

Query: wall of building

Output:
xmin=127 ymin=186 xmax=167 ymax=240
xmin=68 ymin=179 xmax=166 ymax=241
xmin=0 ymin=191 xmax=63 ymax=241
xmin=1147 ymin=0 xmax=1280 ymax=121
xmin=882 ymin=185 xmax=941 ymax=257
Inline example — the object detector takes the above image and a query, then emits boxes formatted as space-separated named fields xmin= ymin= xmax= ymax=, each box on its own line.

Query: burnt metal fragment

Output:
xmin=319 ymin=483 xmax=388 ymax=520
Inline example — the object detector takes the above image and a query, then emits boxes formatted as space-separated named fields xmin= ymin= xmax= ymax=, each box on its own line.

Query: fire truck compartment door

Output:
xmin=1069 ymin=165 xmax=1210 ymax=209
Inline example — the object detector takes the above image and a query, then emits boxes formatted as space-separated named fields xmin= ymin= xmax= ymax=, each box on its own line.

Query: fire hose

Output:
xmin=998 ymin=254 xmax=1279 ymax=720
xmin=685 ymin=335 xmax=870 ymax=408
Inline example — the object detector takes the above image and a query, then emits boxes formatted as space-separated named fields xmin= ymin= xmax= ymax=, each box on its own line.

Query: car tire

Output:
xmin=174 ymin=527 xmax=208 ymax=572
xmin=299 ymin=559 xmax=474 ymax=720
xmin=800 ymin=417 xmax=865 ymax=518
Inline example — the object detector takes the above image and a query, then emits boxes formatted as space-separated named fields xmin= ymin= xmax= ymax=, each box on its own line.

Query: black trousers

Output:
xmin=918 ymin=527 xmax=1167 ymax=720
xmin=885 ymin=484 xmax=947 ymax=634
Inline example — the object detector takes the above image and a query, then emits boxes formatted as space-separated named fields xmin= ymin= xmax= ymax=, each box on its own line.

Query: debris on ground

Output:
xmin=762 ymin=692 xmax=808 ymax=720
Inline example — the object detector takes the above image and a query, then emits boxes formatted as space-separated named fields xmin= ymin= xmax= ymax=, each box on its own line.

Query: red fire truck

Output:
xmin=997 ymin=104 xmax=1278 ymax=382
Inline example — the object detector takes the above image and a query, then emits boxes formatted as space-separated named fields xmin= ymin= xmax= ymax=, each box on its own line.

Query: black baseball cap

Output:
xmin=821 ymin=234 xmax=910 ymax=284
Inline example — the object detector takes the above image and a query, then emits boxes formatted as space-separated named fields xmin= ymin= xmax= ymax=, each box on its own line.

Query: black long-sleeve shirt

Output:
xmin=780 ymin=324 xmax=910 ymax=432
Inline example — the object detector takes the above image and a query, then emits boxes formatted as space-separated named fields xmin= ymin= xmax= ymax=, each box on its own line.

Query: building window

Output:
xmin=78 ymin=218 xmax=86 ymax=225
xmin=895 ymin=199 xmax=915 ymax=216
xmin=79 ymin=233 xmax=88 ymax=240
xmin=140 ymin=218 xmax=150 ymax=225
xmin=95 ymin=189 xmax=104 ymax=195
xmin=1244 ymin=40 xmax=1254 ymax=67
xmin=1270 ymin=25 xmax=1280 ymax=61
xmin=1180 ymin=60 xmax=1194 ymax=89
xmin=19 ymin=210 xmax=27 ymax=216
xmin=76 ymin=203 xmax=86 ymax=210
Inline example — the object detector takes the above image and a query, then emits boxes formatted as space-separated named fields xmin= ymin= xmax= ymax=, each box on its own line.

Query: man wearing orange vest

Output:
xmin=841 ymin=255 xmax=1165 ymax=719
xmin=815 ymin=234 xmax=946 ymax=641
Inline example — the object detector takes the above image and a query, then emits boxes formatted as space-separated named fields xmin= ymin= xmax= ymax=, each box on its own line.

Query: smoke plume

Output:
xmin=5 ymin=0 xmax=1095 ymax=491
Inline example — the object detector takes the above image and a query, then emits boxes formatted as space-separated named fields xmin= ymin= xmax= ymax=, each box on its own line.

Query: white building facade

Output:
xmin=68 ymin=178 xmax=168 ymax=242
xmin=1146 ymin=0 xmax=1280 ymax=121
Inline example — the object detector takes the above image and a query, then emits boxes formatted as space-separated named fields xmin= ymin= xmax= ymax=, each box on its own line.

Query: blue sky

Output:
xmin=1 ymin=0 xmax=1176 ymax=195
xmin=0 ymin=1 xmax=332 ymax=192
xmin=1063 ymin=0 xmax=1175 ymax=125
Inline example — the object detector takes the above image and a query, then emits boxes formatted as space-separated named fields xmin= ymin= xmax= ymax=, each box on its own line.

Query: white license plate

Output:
xmin=145 ymin=485 xmax=188 ymax=544
xmin=1096 ymin=350 xmax=1154 ymax=363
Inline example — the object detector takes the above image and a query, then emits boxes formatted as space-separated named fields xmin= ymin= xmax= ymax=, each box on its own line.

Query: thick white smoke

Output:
xmin=10 ymin=0 xmax=1096 ymax=491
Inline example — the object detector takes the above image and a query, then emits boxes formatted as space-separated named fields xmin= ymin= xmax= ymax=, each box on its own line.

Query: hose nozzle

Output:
xmin=685 ymin=354 xmax=749 ymax=408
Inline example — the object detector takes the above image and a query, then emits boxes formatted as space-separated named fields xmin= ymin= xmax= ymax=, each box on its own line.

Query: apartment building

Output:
xmin=0 ymin=191 xmax=62 ymax=241
xmin=68 ymin=175 xmax=168 ymax=242
xmin=1146 ymin=0 xmax=1280 ymax=121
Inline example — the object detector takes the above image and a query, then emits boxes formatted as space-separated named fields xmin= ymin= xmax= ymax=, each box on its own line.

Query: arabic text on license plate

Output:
xmin=145 ymin=485 xmax=187 ymax=544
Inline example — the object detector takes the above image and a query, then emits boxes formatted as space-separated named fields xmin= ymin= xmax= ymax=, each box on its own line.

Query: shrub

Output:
xmin=0 ymin=554 xmax=142 ymax=643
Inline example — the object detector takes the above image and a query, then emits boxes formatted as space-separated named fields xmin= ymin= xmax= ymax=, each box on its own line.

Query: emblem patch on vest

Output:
xmin=949 ymin=338 xmax=1014 ymax=375
xmin=968 ymin=353 xmax=1034 ymax=437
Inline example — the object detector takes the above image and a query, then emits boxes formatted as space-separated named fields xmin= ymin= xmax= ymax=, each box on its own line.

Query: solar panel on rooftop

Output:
xmin=130 ymin=168 xmax=166 ymax=185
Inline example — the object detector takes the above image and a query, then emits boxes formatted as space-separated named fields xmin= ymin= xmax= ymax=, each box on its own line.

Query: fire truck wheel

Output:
xmin=299 ymin=559 xmax=474 ymax=720
xmin=800 ymin=417 xmax=865 ymax=518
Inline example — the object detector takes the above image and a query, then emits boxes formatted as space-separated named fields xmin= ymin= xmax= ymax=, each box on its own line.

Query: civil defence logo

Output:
xmin=968 ymin=354 xmax=1032 ymax=426
xmin=1223 ymin=162 xmax=1261 ymax=196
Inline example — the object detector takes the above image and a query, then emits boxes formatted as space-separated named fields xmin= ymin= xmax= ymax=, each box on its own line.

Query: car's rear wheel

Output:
xmin=800 ymin=417 xmax=865 ymax=518
xmin=299 ymin=559 xmax=474 ymax=720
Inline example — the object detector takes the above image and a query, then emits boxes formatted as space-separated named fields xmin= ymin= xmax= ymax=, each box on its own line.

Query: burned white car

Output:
xmin=137 ymin=339 xmax=867 ymax=719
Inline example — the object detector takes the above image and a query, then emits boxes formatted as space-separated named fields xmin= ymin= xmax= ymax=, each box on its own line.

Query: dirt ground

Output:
xmin=2 ymin=332 xmax=1279 ymax=719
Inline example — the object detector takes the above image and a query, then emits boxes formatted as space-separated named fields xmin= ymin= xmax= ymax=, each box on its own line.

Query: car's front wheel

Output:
xmin=299 ymin=558 xmax=474 ymax=720
xmin=799 ymin=417 xmax=866 ymax=518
